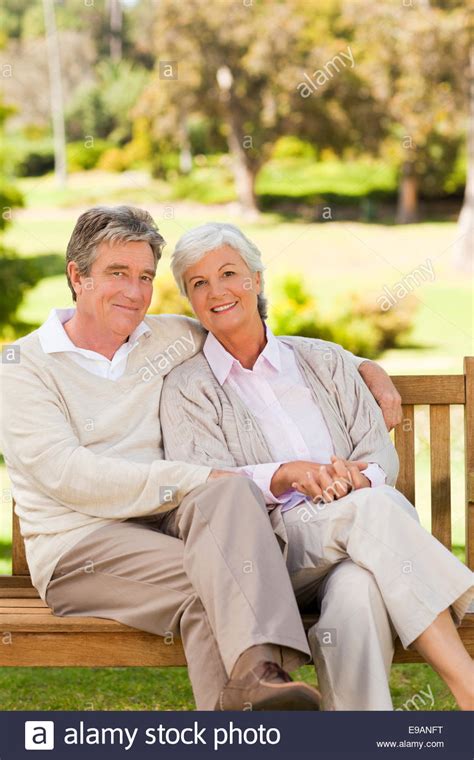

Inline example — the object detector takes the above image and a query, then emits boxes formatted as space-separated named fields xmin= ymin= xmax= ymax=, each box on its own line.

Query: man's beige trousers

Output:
xmin=283 ymin=484 xmax=474 ymax=710
xmin=45 ymin=477 xmax=311 ymax=710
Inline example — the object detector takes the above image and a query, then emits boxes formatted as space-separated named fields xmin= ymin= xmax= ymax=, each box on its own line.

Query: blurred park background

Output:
xmin=0 ymin=0 xmax=473 ymax=710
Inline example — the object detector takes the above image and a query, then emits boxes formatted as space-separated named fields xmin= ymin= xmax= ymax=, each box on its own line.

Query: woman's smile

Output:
xmin=210 ymin=301 xmax=238 ymax=313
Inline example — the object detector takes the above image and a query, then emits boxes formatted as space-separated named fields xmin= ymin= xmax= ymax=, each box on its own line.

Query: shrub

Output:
xmin=17 ymin=148 xmax=55 ymax=177
xmin=171 ymin=164 xmax=236 ymax=204
xmin=0 ymin=182 xmax=24 ymax=232
xmin=150 ymin=150 xmax=180 ymax=180
xmin=67 ymin=139 xmax=112 ymax=172
xmin=97 ymin=147 xmax=132 ymax=172
xmin=148 ymin=270 xmax=194 ymax=317
xmin=268 ymin=274 xmax=417 ymax=359
xmin=339 ymin=292 xmax=417 ymax=351
xmin=0 ymin=247 xmax=42 ymax=336
xmin=271 ymin=136 xmax=317 ymax=160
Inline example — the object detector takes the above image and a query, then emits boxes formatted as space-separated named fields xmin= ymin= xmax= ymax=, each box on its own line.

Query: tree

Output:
xmin=108 ymin=0 xmax=122 ymax=63
xmin=0 ymin=99 xmax=41 ymax=335
xmin=42 ymin=0 xmax=67 ymax=186
xmin=0 ymin=32 xmax=95 ymax=129
xmin=454 ymin=43 xmax=473 ymax=272
xmin=344 ymin=0 xmax=468 ymax=222
xmin=66 ymin=60 xmax=150 ymax=142
xmin=136 ymin=0 xmax=378 ymax=215
xmin=136 ymin=0 xmax=311 ymax=214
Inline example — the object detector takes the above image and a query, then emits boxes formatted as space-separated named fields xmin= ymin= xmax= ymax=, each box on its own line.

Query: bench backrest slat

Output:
xmin=392 ymin=375 xmax=465 ymax=405
xmin=464 ymin=357 xmax=474 ymax=570
xmin=394 ymin=403 xmax=415 ymax=506
xmin=12 ymin=511 xmax=29 ymax=576
xmin=429 ymin=404 xmax=451 ymax=550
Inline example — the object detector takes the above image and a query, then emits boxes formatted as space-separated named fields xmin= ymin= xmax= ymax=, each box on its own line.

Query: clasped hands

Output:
xmin=271 ymin=456 xmax=370 ymax=504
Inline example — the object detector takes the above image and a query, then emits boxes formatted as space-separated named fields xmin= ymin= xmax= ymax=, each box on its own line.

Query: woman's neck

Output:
xmin=216 ymin=319 xmax=266 ymax=370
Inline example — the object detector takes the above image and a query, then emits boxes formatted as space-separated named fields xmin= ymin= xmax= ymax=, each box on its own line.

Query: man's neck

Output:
xmin=63 ymin=313 xmax=128 ymax=360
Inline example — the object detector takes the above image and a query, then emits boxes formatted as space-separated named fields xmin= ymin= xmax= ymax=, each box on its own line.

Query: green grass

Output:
xmin=0 ymin=664 xmax=456 ymax=711
xmin=8 ymin=156 xmax=399 ymax=213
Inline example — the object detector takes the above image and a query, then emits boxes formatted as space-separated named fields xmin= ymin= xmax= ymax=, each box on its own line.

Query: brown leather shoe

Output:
xmin=215 ymin=661 xmax=321 ymax=711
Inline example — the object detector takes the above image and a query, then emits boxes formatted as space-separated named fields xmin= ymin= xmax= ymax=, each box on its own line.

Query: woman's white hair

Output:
xmin=171 ymin=222 xmax=268 ymax=320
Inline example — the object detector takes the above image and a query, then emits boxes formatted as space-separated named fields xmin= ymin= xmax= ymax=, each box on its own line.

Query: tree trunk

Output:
xmin=109 ymin=0 xmax=123 ymax=63
xmin=178 ymin=116 xmax=192 ymax=174
xmin=453 ymin=44 xmax=473 ymax=273
xmin=42 ymin=0 xmax=67 ymax=188
xmin=225 ymin=113 xmax=259 ymax=217
xmin=216 ymin=67 xmax=259 ymax=217
xmin=396 ymin=161 xmax=418 ymax=224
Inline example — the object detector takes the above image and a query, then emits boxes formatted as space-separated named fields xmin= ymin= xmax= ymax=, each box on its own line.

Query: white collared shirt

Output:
xmin=203 ymin=325 xmax=385 ymax=510
xmin=37 ymin=308 xmax=151 ymax=380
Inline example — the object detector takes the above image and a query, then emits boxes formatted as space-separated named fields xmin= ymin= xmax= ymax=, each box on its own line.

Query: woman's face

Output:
xmin=184 ymin=244 xmax=261 ymax=338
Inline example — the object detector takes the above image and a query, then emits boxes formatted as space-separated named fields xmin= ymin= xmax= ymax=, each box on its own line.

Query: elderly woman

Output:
xmin=160 ymin=222 xmax=474 ymax=711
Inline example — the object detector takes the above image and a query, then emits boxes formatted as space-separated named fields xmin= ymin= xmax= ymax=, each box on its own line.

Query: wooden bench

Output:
xmin=1 ymin=358 xmax=473 ymax=669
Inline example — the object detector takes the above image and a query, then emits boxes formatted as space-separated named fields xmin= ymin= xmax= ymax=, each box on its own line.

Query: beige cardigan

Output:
xmin=160 ymin=335 xmax=399 ymax=489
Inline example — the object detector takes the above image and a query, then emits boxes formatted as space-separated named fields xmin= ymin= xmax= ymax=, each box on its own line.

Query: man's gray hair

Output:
xmin=66 ymin=205 xmax=166 ymax=302
xmin=171 ymin=222 xmax=268 ymax=319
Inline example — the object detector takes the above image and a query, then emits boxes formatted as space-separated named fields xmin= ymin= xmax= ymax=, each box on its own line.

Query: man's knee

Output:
xmin=179 ymin=475 xmax=267 ymax=524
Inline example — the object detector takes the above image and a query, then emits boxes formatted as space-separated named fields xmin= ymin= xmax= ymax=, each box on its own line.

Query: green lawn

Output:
xmin=6 ymin=156 xmax=399 ymax=212
xmin=0 ymin=664 xmax=457 ymax=711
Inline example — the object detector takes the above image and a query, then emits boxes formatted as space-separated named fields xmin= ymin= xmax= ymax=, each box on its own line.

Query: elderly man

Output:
xmin=0 ymin=206 xmax=402 ymax=711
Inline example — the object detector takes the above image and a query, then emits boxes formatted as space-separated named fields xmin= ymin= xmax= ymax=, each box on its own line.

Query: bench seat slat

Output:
xmin=0 ymin=631 xmax=187 ymax=667
xmin=0 ymin=577 xmax=35 ymax=589
xmin=0 ymin=598 xmax=46 ymax=607
xmin=0 ymin=612 xmax=137 ymax=632
xmin=1 ymin=614 xmax=472 ymax=667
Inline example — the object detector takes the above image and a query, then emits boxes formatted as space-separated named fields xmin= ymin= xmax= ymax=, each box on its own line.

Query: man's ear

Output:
xmin=67 ymin=261 xmax=82 ymax=298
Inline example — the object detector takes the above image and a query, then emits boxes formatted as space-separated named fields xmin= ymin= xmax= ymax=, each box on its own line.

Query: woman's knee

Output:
xmin=357 ymin=485 xmax=419 ymax=523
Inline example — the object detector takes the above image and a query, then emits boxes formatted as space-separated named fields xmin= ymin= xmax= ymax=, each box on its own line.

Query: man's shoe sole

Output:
xmin=217 ymin=680 xmax=321 ymax=711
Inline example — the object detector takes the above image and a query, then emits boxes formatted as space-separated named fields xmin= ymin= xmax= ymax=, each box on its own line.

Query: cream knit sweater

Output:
xmin=0 ymin=314 xmax=211 ymax=600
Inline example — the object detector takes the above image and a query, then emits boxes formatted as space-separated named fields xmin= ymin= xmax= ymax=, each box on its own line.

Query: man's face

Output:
xmin=73 ymin=239 xmax=156 ymax=338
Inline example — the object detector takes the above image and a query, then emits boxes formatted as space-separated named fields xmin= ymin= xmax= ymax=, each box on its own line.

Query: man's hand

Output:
xmin=208 ymin=469 xmax=241 ymax=480
xmin=358 ymin=361 xmax=402 ymax=431
xmin=271 ymin=457 xmax=369 ymax=503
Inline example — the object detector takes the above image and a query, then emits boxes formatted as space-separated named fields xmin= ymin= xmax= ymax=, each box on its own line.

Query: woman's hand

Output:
xmin=271 ymin=457 xmax=369 ymax=503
